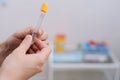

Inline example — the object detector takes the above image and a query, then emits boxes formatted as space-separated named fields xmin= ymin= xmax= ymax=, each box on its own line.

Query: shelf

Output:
xmin=49 ymin=46 xmax=120 ymax=80
xmin=49 ymin=51 xmax=119 ymax=70
xmin=48 ymin=51 xmax=120 ymax=80
xmin=49 ymin=52 xmax=119 ymax=70
xmin=50 ymin=63 xmax=119 ymax=70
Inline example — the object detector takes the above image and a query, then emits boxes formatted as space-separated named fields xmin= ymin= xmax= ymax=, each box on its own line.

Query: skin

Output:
xmin=0 ymin=27 xmax=51 ymax=80
xmin=0 ymin=26 xmax=48 ymax=65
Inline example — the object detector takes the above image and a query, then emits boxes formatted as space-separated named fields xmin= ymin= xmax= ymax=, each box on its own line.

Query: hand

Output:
xmin=0 ymin=35 xmax=51 ymax=80
xmin=0 ymin=26 xmax=48 ymax=65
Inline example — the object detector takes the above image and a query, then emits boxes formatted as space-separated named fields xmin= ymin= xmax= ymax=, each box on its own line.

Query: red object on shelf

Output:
xmin=89 ymin=40 xmax=96 ymax=45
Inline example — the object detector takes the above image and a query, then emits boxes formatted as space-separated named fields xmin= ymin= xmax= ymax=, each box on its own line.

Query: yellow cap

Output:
xmin=41 ymin=3 xmax=48 ymax=13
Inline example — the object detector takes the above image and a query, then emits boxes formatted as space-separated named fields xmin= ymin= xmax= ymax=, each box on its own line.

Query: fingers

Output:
xmin=40 ymin=32 xmax=48 ymax=41
xmin=37 ymin=46 xmax=51 ymax=62
xmin=42 ymin=41 xmax=49 ymax=45
xmin=13 ymin=26 xmax=34 ymax=39
xmin=31 ymin=42 xmax=51 ymax=65
xmin=34 ymin=38 xmax=47 ymax=50
xmin=37 ymin=28 xmax=48 ymax=41
xmin=31 ymin=44 xmax=38 ymax=53
xmin=30 ymin=39 xmax=49 ymax=53
xmin=16 ymin=35 xmax=32 ymax=54
xmin=35 ymin=38 xmax=51 ymax=61
xmin=27 ymin=48 xmax=34 ymax=54
xmin=13 ymin=26 xmax=48 ymax=42
xmin=27 ymin=38 xmax=51 ymax=65
xmin=27 ymin=37 xmax=51 ymax=70
xmin=37 ymin=28 xmax=44 ymax=38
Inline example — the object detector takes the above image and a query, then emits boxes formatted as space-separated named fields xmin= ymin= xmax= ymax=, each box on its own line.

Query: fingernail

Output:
xmin=26 ymin=35 xmax=32 ymax=41
xmin=39 ymin=28 xmax=43 ymax=35
xmin=39 ymin=30 xmax=42 ymax=35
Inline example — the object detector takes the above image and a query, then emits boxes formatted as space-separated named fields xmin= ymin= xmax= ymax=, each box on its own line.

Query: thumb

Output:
xmin=16 ymin=35 xmax=32 ymax=53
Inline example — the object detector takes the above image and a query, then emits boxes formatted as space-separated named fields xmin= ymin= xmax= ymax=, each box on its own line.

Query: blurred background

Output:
xmin=0 ymin=0 xmax=120 ymax=80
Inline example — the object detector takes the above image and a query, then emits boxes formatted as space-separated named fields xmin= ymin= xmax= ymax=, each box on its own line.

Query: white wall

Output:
xmin=46 ymin=0 xmax=120 ymax=59
xmin=0 ymin=0 xmax=120 ymax=79
xmin=0 ymin=0 xmax=120 ymax=59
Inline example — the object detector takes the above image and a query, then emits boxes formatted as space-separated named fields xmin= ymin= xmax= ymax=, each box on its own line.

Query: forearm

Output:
xmin=0 ymin=69 xmax=13 ymax=80
xmin=0 ymin=42 xmax=6 ymax=53
xmin=0 ymin=41 xmax=9 ymax=65
xmin=0 ymin=68 xmax=25 ymax=80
